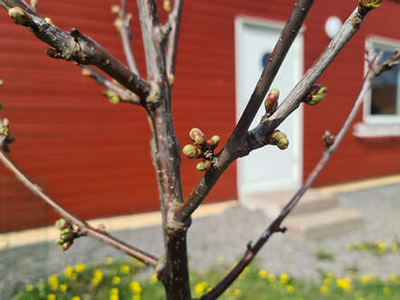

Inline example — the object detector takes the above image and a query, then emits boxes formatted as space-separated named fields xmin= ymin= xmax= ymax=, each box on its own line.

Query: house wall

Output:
xmin=302 ymin=1 xmax=400 ymax=185
xmin=0 ymin=0 xmax=399 ymax=232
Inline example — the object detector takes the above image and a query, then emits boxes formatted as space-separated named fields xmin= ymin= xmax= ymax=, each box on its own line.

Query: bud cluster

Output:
xmin=55 ymin=218 xmax=75 ymax=251
xmin=111 ymin=4 xmax=133 ymax=30
xmin=269 ymin=130 xmax=289 ymax=150
xmin=262 ymin=88 xmax=280 ymax=121
xmin=8 ymin=7 xmax=29 ymax=26
xmin=182 ymin=128 xmax=221 ymax=172
xmin=303 ymin=84 xmax=327 ymax=106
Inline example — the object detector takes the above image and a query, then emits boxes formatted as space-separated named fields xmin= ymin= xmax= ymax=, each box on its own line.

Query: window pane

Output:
xmin=370 ymin=50 xmax=399 ymax=115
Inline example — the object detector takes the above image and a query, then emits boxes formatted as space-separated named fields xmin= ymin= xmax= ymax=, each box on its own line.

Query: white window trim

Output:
xmin=363 ymin=36 xmax=400 ymax=126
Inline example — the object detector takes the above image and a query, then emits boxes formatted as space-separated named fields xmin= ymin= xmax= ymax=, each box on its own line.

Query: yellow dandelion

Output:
xmin=110 ymin=288 xmax=119 ymax=295
xmin=130 ymin=282 xmax=143 ymax=295
xmin=25 ymin=284 xmax=33 ymax=292
xmin=91 ymin=269 xmax=103 ymax=286
xmin=71 ymin=272 xmax=77 ymax=281
xmin=378 ymin=242 xmax=388 ymax=252
xmin=109 ymin=295 xmax=119 ymax=300
xmin=323 ymin=277 xmax=332 ymax=286
xmin=132 ymin=295 xmax=141 ymax=300
xmin=138 ymin=261 xmax=145 ymax=268
xmin=233 ymin=289 xmax=242 ymax=296
xmin=286 ymin=285 xmax=295 ymax=294
xmin=267 ymin=274 xmax=276 ymax=283
xmin=120 ymin=264 xmax=130 ymax=274
xmin=320 ymin=286 xmax=329 ymax=294
xmin=195 ymin=283 xmax=206 ymax=295
xmin=259 ymin=269 xmax=268 ymax=279
xmin=59 ymin=284 xmax=67 ymax=293
xmin=361 ymin=275 xmax=372 ymax=284
xmin=336 ymin=277 xmax=351 ymax=291
xmin=37 ymin=283 xmax=44 ymax=291
xmin=71 ymin=297 xmax=80 ymax=300
xmin=280 ymin=273 xmax=290 ymax=284
xmin=75 ymin=263 xmax=86 ymax=273
xmin=64 ymin=266 xmax=73 ymax=278
xmin=390 ymin=273 xmax=397 ymax=282
xmin=112 ymin=276 xmax=121 ymax=285
xmin=47 ymin=294 xmax=56 ymax=300
xmin=150 ymin=274 xmax=158 ymax=283
xmin=105 ymin=257 xmax=114 ymax=265
xmin=383 ymin=287 xmax=390 ymax=295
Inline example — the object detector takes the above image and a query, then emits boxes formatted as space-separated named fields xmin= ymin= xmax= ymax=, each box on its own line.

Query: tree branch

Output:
xmin=0 ymin=0 xmax=151 ymax=100
xmin=165 ymin=0 xmax=183 ymax=79
xmin=246 ymin=4 xmax=375 ymax=151
xmin=175 ymin=0 xmax=315 ymax=223
xmin=115 ymin=0 xmax=140 ymax=75
xmin=80 ymin=66 xmax=141 ymax=104
xmin=201 ymin=48 xmax=400 ymax=300
xmin=0 ymin=150 xmax=158 ymax=267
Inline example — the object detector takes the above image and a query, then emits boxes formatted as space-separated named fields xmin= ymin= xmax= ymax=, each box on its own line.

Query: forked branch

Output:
xmin=201 ymin=48 xmax=399 ymax=300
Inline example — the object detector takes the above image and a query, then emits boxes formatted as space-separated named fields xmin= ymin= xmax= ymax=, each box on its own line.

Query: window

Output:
xmin=364 ymin=38 xmax=400 ymax=125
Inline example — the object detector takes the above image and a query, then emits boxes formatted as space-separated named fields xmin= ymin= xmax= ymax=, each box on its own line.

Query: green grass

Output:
xmin=14 ymin=258 xmax=400 ymax=300
xmin=316 ymin=249 xmax=335 ymax=261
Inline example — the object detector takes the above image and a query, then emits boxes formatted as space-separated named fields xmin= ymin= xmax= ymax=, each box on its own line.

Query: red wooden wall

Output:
xmin=302 ymin=1 xmax=400 ymax=185
xmin=0 ymin=0 xmax=399 ymax=232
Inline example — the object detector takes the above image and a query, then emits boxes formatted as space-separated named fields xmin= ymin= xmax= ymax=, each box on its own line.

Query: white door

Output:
xmin=235 ymin=17 xmax=303 ymax=198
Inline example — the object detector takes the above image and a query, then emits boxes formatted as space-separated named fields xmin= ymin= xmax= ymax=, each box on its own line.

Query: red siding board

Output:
xmin=1 ymin=0 xmax=399 ymax=231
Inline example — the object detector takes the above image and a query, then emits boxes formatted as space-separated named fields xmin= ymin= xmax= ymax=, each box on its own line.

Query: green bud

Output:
xmin=0 ymin=125 xmax=9 ymax=136
xmin=269 ymin=130 xmax=289 ymax=150
xmin=103 ymin=90 xmax=120 ymax=104
xmin=359 ymin=0 xmax=383 ymax=10
xmin=196 ymin=161 xmax=211 ymax=172
xmin=55 ymin=218 xmax=69 ymax=230
xmin=189 ymin=128 xmax=206 ymax=145
xmin=207 ymin=135 xmax=221 ymax=149
xmin=60 ymin=241 xmax=72 ymax=251
xmin=303 ymin=84 xmax=327 ymax=106
xmin=8 ymin=7 xmax=29 ymax=25
xmin=264 ymin=88 xmax=279 ymax=116
xmin=182 ymin=144 xmax=201 ymax=159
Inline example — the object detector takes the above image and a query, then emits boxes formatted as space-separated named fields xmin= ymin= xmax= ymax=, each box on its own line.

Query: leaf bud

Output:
xmin=196 ymin=161 xmax=211 ymax=172
xmin=359 ymin=0 xmax=383 ymax=10
xmin=207 ymin=135 xmax=221 ymax=149
xmin=111 ymin=5 xmax=120 ymax=15
xmin=269 ymin=130 xmax=289 ymax=150
xmin=8 ymin=7 xmax=29 ymax=25
xmin=60 ymin=241 xmax=72 ymax=251
xmin=55 ymin=218 xmax=69 ymax=230
xmin=163 ymin=0 xmax=172 ymax=12
xmin=0 ymin=79 xmax=4 ymax=86
xmin=114 ymin=18 xmax=123 ymax=30
xmin=264 ymin=88 xmax=279 ymax=116
xmin=2 ymin=118 xmax=10 ymax=127
xmin=103 ymin=90 xmax=120 ymax=104
xmin=189 ymin=128 xmax=206 ymax=145
xmin=44 ymin=17 xmax=55 ymax=26
xmin=81 ymin=68 xmax=91 ymax=77
xmin=303 ymin=84 xmax=327 ymax=106
xmin=45 ymin=48 xmax=62 ymax=59
xmin=168 ymin=73 xmax=175 ymax=86
xmin=182 ymin=144 xmax=201 ymax=159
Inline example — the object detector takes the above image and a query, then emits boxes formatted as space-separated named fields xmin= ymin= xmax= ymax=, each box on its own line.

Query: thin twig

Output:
xmin=80 ymin=66 xmax=141 ymax=104
xmin=116 ymin=0 xmax=140 ymax=74
xmin=175 ymin=0 xmax=315 ymax=223
xmin=165 ymin=0 xmax=183 ymax=78
xmin=201 ymin=49 xmax=399 ymax=300
xmin=0 ymin=151 xmax=158 ymax=267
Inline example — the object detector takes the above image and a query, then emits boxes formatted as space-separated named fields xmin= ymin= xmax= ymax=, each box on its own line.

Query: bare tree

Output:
xmin=0 ymin=0 xmax=396 ymax=299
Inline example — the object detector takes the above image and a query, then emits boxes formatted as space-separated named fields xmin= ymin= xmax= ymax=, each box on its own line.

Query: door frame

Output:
xmin=234 ymin=16 xmax=304 ymax=199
